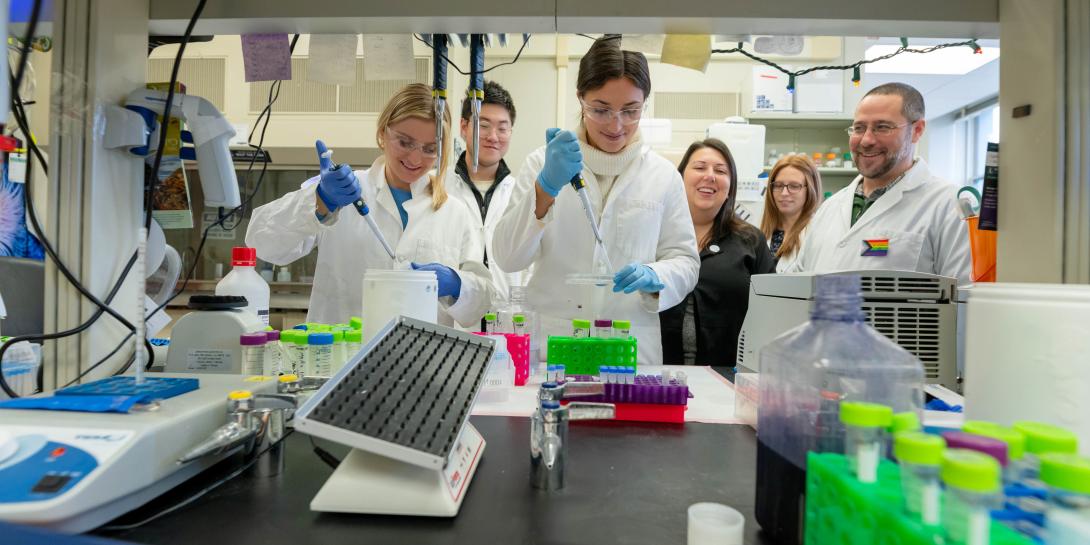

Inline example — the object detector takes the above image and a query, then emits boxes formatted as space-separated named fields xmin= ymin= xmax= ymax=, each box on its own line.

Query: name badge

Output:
xmin=861 ymin=238 xmax=889 ymax=257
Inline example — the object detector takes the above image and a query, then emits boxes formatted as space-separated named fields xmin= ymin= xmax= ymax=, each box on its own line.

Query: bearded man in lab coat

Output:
xmin=790 ymin=82 xmax=971 ymax=284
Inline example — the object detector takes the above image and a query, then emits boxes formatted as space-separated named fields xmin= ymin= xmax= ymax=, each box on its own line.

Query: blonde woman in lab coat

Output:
xmin=246 ymin=83 xmax=492 ymax=327
xmin=761 ymin=154 xmax=823 ymax=273
xmin=492 ymin=37 xmax=700 ymax=365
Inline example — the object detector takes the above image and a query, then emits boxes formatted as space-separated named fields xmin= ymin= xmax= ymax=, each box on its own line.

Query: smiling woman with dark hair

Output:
xmin=660 ymin=138 xmax=776 ymax=367
xmin=492 ymin=36 xmax=700 ymax=366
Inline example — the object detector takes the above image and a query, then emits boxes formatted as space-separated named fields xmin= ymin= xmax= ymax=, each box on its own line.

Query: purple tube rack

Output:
xmin=566 ymin=374 xmax=691 ymax=405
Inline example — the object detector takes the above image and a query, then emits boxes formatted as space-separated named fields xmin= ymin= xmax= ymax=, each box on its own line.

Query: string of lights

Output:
xmin=713 ymin=37 xmax=983 ymax=92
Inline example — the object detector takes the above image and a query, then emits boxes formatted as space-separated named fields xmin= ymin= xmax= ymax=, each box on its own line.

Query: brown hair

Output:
xmin=576 ymin=36 xmax=651 ymax=100
xmin=677 ymin=138 xmax=754 ymax=250
xmin=760 ymin=155 xmax=823 ymax=259
xmin=863 ymin=82 xmax=925 ymax=121
xmin=376 ymin=83 xmax=451 ymax=210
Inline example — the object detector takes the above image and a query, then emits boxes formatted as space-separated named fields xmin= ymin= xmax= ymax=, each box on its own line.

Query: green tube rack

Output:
xmin=546 ymin=336 xmax=637 ymax=376
xmin=805 ymin=452 xmax=1033 ymax=545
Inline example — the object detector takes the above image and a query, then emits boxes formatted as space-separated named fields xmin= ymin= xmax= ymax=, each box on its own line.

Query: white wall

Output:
xmin=147 ymin=34 xmax=851 ymax=173
xmin=997 ymin=0 xmax=1066 ymax=282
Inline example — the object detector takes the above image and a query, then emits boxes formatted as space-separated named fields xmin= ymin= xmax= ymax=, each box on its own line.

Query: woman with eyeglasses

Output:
xmin=246 ymin=83 xmax=492 ymax=327
xmin=493 ymin=36 xmax=699 ymax=366
xmin=760 ymin=155 xmax=823 ymax=273
xmin=659 ymin=139 xmax=776 ymax=366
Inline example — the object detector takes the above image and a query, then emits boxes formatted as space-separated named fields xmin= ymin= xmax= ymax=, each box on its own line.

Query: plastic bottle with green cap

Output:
xmin=886 ymin=411 xmax=921 ymax=460
xmin=344 ymin=329 xmax=362 ymax=362
xmin=571 ymin=319 xmax=591 ymax=338
xmin=894 ymin=431 xmax=946 ymax=525
xmin=484 ymin=312 xmax=498 ymax=334
xmin=512 ymin=314 xmax=527 ymax=335
xmin=1013 ymin=421 xmax=1079 ymax=482
xmin=612 ymin=319 xmax=631 ymax=338
xmin=839 ymin=401 xmax=893 ymax=483
xmin=941 ymin=448 xmax=1001 ymax=545
xmin=962 ymin=421 xmax=1026 ymax=482
xmin=330 ymin=330 xmax=347 ymax=372
xmin=890 ymin=412 xmax=920 ymax=434
xmin=1039 ymin=453 xmax=1090 ymax=544
xmin=349 ymin=316 xmax=363 ymax=330
xmin=290 ymin=330 xmax=311 ymax=376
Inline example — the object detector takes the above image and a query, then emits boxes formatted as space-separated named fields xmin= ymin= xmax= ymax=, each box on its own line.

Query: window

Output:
xmin=956 ymin=100 xmax=999 ymax=190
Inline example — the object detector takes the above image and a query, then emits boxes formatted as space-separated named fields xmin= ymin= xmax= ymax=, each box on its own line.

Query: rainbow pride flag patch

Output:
xmin=861 ymin=238 xmax=890 ymax=257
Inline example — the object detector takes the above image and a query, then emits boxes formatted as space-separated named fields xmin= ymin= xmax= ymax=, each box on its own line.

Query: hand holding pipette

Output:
xmin=314 ymin=141 xmax=397 ymax=260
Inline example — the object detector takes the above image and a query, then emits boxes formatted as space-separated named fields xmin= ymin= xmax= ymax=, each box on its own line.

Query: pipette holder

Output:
xmin=565 ymin=374 xmax=690 ymax=405
xmin=805 ymin=452 xmax=1034 ymax=545
xmin=546 ymin=336 xmax=637 ymax=376
xmin=531 ymin=382 xmax=615 ymax=490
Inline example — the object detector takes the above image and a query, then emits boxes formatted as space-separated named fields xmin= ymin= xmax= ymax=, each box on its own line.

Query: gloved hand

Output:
xmin=411 ymin=262 xmax=462 ymax=299
xmin=537 ymin=128 xmax=582 ymax=198
xmin=314 ymin=139 xmax=361 ymax=212
xmin=612 ymin=262 xmax=665 ymax=294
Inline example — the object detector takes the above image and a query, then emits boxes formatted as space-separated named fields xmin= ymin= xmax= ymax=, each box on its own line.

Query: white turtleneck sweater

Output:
xmin=578 ymin=126 xmax=644 ymax=203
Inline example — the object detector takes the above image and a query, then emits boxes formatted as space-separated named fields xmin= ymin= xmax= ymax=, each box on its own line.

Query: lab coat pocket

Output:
xmin=862 ymin=229 xmax=925 ymax=271
xmin=615 ymin=199 xmax=664 ymax=263
xmin=414 ymin=237 xmax=460 ymax=267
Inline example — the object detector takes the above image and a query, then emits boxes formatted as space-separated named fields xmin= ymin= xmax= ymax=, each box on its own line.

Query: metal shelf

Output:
xmin=763 ymin=166 xmax=858 ymax=176
xmin=747 ymin=113 xmax=853 ymax=129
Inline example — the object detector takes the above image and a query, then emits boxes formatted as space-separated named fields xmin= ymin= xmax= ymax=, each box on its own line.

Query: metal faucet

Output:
xmin=177 ymin=375 xmax=326 ymax=465
xmin=530 ymin=381 xmax=615 ymax=490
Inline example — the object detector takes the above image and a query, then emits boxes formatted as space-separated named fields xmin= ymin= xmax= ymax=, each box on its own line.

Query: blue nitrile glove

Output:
xmin=314 ymin=139 xmax=361 ymax=211
xmin=612 ymin=262 xmax=665 ymax=294
xmin=537 ymin=128 xmax=582 ymax=197
xmin=411 ymin=262 xmax=462 ymax=299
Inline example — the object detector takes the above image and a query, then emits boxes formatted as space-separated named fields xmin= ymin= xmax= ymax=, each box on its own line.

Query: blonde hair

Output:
xmin=376 ymin=83 xmax=452 ymax=210
xmin=760 ymin=155 xmax=823 ymax=259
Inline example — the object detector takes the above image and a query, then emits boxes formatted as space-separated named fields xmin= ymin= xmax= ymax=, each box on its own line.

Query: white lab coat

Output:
xmin=245 ymin=158 xmax=493 ymax=327
xmin=446 ymin=168 xmax=528 ymax=306
xmin=772 ymin=226 xmax=807 ymax=273
xmin=789 ymin=158 xmax=971 ymax=285
xmin=492 ymin=143 xmax=700 ymax=365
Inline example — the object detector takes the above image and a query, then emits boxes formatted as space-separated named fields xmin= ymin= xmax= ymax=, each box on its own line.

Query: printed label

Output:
xmin=442 ymin=425 xmax=484 ymax=502
xmin=186 ymin=349 xmax=232 ymax=372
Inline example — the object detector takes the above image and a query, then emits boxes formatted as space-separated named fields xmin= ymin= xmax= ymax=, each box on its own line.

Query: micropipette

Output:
xmin=469 ymin=34 xmax=485 ymax=171
xmin=569 ymin=174 xmax=613 ymax=271
xmin=431 ymin=34 xmax=448 ymax=171
xmin=134 ymin=227 xmax=147 ymax=385
xmin=320 ymin=149 xmax=397 ymax=260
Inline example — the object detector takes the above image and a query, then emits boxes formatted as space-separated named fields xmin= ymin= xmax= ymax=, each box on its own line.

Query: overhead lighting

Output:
xmin=864 ymin=44 xmax=999 ymax=75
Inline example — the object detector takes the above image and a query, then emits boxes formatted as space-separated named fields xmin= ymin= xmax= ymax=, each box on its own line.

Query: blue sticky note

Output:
xmin=241 ymin=34 xmax=292 ymax=82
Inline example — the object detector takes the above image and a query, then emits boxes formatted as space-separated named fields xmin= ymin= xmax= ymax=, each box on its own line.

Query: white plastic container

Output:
xmin=963 ymin=283 xmax=1090 ymax=451
xmin=215 ymin=247 xmax=271 ymax=327
xmin=361 ymin=269 xmax=438 ymax=345
xmin=477 ymin=335 xmax=513 ymax=403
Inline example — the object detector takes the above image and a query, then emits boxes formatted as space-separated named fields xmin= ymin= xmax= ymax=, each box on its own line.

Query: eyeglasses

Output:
xmin=770 ymin=181 xmax=805 ymax=194
xmin=579 ymin=100 xmax=646 ymax=126
xmin=845 ymin=122 xmax=912 ymax=137
xmin=385 ymin=128 xmax=438 ymax=158
xmin=479 ymin=121 xmax=512 ymax=138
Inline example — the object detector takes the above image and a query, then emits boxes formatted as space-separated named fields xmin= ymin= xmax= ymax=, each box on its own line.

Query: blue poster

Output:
xmin=0 ymin=157 xmax=45 ymax=259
